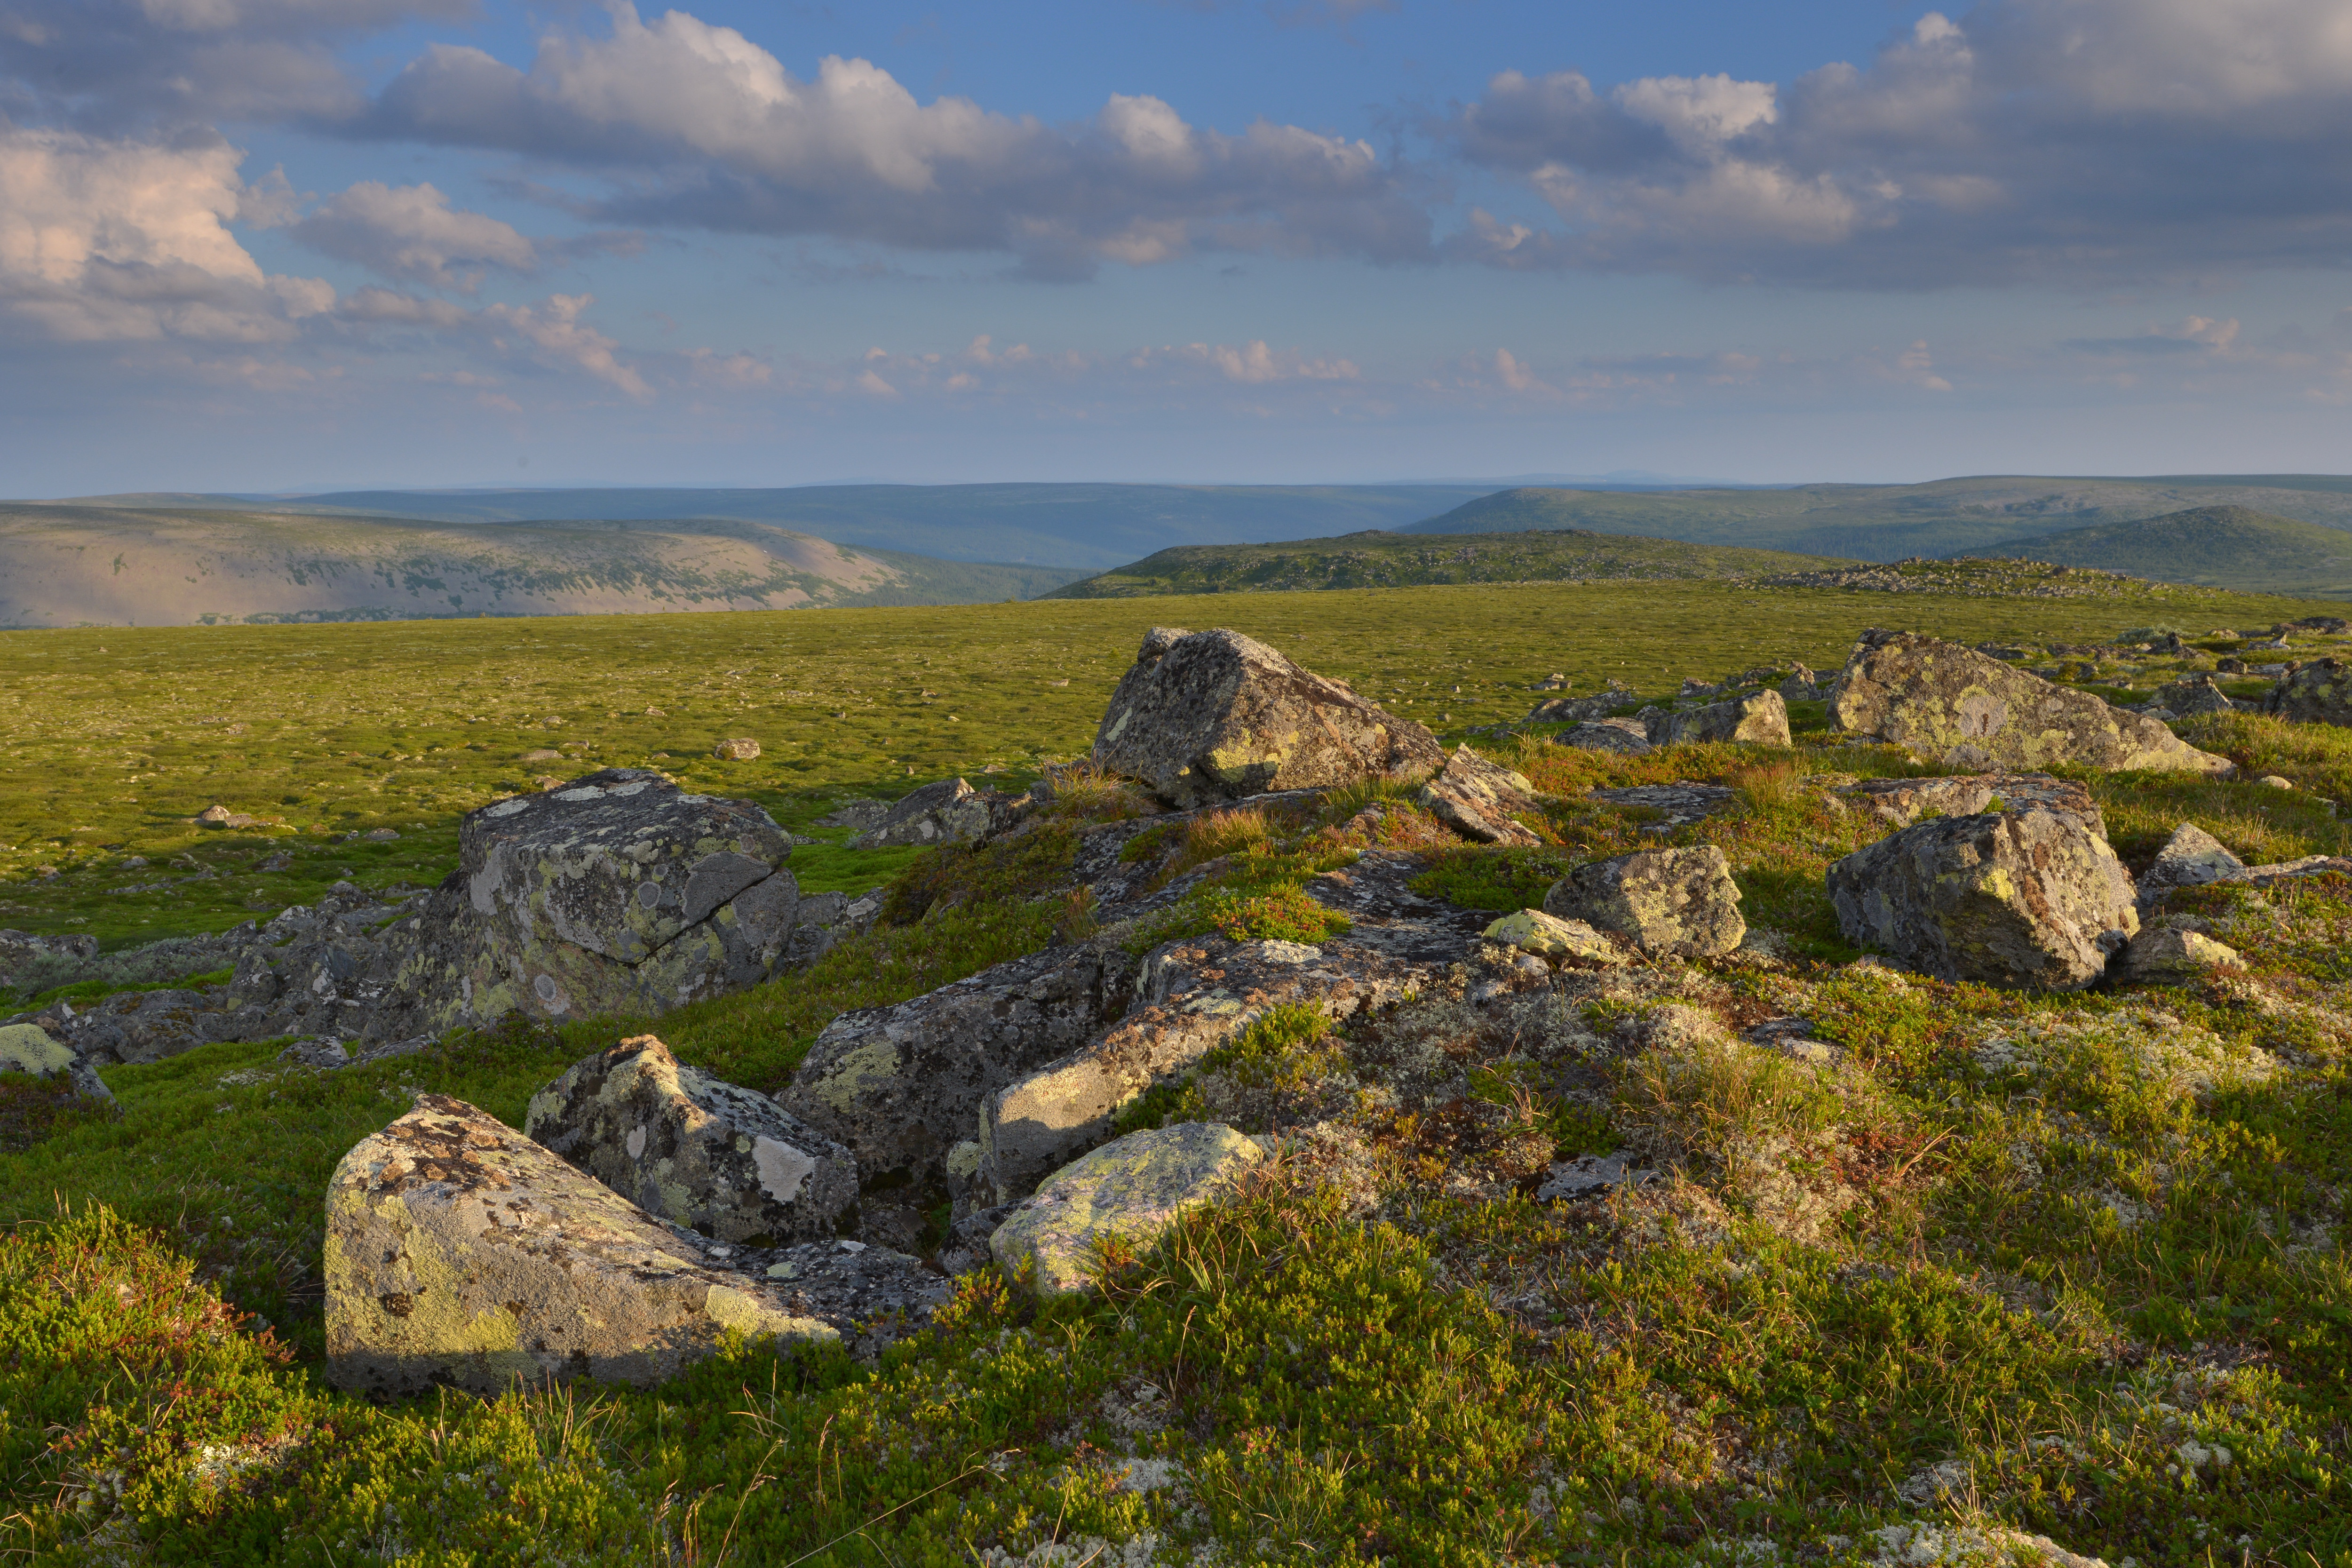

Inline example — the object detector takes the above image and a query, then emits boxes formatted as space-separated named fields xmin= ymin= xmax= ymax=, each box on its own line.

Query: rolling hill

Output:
xmin=0 ymin=506 xmax=1084 ymax=629
xmin=1043 ymin=527 xmax=1854 ymax=598
xmin=1970 ymin=505 xmax=2352 ymax=597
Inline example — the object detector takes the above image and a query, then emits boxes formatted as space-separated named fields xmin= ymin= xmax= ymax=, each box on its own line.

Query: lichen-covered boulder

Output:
xmin=1839 ymin=772 xmax=2103 ymax=835
xmin=2115 ymin=927 xmax=2242 ymax=985
xmin=990 ymin=1122 xmax=1264 ymax=1295
xmin=1093 ymin=627 xmax=1442 ymax=809
xmin=1554 ymin=719 xmax=1652 ymax=755
xmin=847 ymin=777 xmax=1013 ymax=850
xmin=1417 ymin=745 xmax=1542 ymax=846
xmin=2138 ymin=822 xmax=2247 ymax=900
xmin=0 ymin=1022 xmax=112 ymax=1103
xmin=2265 ymin=659 xmax=2352 ymax=726
xmin=525 ymin=1035 xmax=855 ymax=1245
xmin=1542 ymin=846 xmax=1745 ymax=956
xmin=1653 ymin=690 xmax=1790 ymax=747
xmin=325 ymin=1095 xmax=833 ymax=1395
xmin=1827 ymin=809 xmax=2138 ymax=989
xmin=1481 ymin=909 xmax=1624 ymax=964
xmin=1830 ymin=629 xmax=2233 ymax=775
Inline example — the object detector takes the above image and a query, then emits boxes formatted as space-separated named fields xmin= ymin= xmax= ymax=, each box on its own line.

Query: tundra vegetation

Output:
xmin=6 ymin=577 xmax=2352 ymax=1565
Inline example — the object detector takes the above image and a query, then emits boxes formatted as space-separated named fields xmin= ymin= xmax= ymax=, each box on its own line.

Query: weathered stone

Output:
xmin=1827 ymin=809 xmax=2138 ymax=989
xmin=1830 ymin=629 xmax=2233 ymax=775
xmin=526 ymin=1035 xmax=856 ymax=1246
xmin=1481 ymin=908 xmax=1623 ymax=964
xmin=1780 ymin=665 xmax=1820 ymax=701
xmin=711 ymin=738 xmax=762 ymax=761
xmin=1093 ymin=626 xmax=1443 ymax=809
xmin=1553 ymin=719 xmax=1651 ymax=755
xmin=2266 ymin=659 xmax=2352 ymax=726
xmin=2150 ymin=675 xmax=2239 ymax=717
xmin=743 ymin=1239 xmax=950 ymax=1362
xmin=1839 ymin=772 xmax=2103 ymax=835
xmin=990 ymin=1122 xmax=1264 ymax=1295
xmin=1526 ymin=691 xmax=1634 ymax=725
xmin=978 ymin=935 xmax=1416 ymax=1206
xmin=324 ymin=1095 xmax=834 ymax=1396
xmin=0 ymin=929 xmax=97 ymax=990
xmin=2115 ymin=927 xmax=2242 ymax=985
xmin=846 ymin=776 xmax=1007 ymax=850
xmin=196 ymin=804 xmax=234 ymax=826
xmin=1542 ymin=846 xmax=1745 ymax=956
xmin=1535 ymin=1152 xmax=1656 ymax=1202
xmin=0 ymin=1022 xmax=112 ymax=1103
xmin=2140 ymin=822 xmax=2247 ymax=896
xmin=1652 ymin=689 xmax=1791 ymax=747
xmin=1588 ymin=783 xmax=1739 ymax=832
xmin=1417 ymin=744 xmax=1542 ymax=846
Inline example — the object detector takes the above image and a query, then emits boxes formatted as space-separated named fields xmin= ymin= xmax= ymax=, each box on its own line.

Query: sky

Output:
xmin=5 ymin=0 xmax=2352 ymax=494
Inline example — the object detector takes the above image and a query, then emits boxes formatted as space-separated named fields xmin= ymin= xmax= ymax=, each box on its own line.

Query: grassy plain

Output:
xmin=10 ymin=580 xmax=2352 ymax=1564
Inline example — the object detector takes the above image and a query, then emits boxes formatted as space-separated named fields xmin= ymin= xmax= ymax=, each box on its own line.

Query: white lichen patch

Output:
xmin=1970 ymin=1005 xmax=2280 ymax=1095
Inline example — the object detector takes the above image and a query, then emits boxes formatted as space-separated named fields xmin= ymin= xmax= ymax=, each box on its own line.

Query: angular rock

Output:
xmin=712 ymin=738 xmax=762 ymax=761
xmin=525 ymin=1035 xmax=856 ymax=1245
xmin=1830 ymin=629 xmax=2233 ymax=775
xmin=1542 ymin=846 xmax=1745 ymax=956
xmin=324 ymin=1095 xmax=834 ymax=1396
xmin=2115 ymin=927 xmax=2242 ymax=985
xmin=1093 ymin=626 xmax=1443 ymax=809
xmin=745 ymin=1239 xmax=951 ymax=1361
xmin=846 ymin=776 xmax=1010 ymax=850
xmin=2265 ymin=658 xmax=2352 ymax=726
xmin=978 ymin=934 xmax=1415 ymax=1206
xmin=2150 ymin=675 xmax=2239 ymax=717
xmin=990 ymin=1122 xmax=1264 ymax=1295
xmin=1417 ymin=745 xmax=1543 ymax=846
xmin=0 ymin=1021 xmax=113 ymax=1103
xmin=0 ymin=929 xmax=97 ymax=990
xmin=1840 ymin=772 xmax=2103 ymax=836
xmin=1780 ymin=665 xmax=1820 ymax=701
xmin=2139 ymin=822 xmax=2247 ymax=897
xmin=1554 ymin=719 xmax=1652 ymax=755
xmin=1827 ymin=809 xmax=2138 ymax=989
xmin=1526 ymin=691 xmax=1634 ymax=725
xmin=1651 ymin=689 xmax=1791 ymax=747
xmin=1481 ymin=908 xmax=1623 ymax=964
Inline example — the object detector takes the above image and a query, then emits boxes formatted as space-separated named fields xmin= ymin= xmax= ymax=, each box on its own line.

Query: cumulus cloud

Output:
xmin=294 ymin=181 xmax=537 ymax=291
xmin=1448 ymin=0 xmax=2352 ymax=286
xmin=341 ymin=283 xmax=649 ymax=396
xmin=0 ymin=127 xmax=333 ymax=339
xmin=358 ymin=3 xmax=1428 ymax=278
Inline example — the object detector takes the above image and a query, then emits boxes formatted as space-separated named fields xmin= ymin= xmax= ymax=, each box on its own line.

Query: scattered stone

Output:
xmin=1650 ymin=689 xmax=1791 ymax=747
xmin=1535 ymin=1152 xmax=1655 ymax=1202
xmin=1830 ymin=629 xmax=2234 ymax=775
xmin=325 ymin=1095 xmax=834 ymax=1396
xmin=1839 ymin=772 xmax=2102 ymax=834
xmin=0 ymin=1021 xmax=112 ymax=1103
xmin=846 ymin=776 xmax=1015 ymax=850
xmin=1542 ymin=845 xmax=1745 ymax=956
xmin=1553 ymin=719 xmax=1651 ymax=755
xmin=2114 ymin=927 xmax=2242 ymax=985
xmin=1827 ymin=809 xmax=2138 ymax=989
xmin=2141 ymin=822 xmax=2247 ymax=896
xmin=1417 ymin=745 xmax=1543 ymax=846
xmin=2148 ymin=674 xmax=2238 ymax=717
xmin=990 ymin=1122 xmax=1265 ymax=1295
xmin=813 ymin=797 xmax=893 ymax=832
xmin=196 ymin=804 xmax=234 ymax=826
xmin=521 ymin=749 xmax=563 ymax=762
xmin=1780 ymin=664 xmax=1820 ymax=701
xmin=364 ymin=828 xmax=400 ymax=842
xmin=1481 ymin=908 xmax=1623 ymax=964
xmin=712 ymin=738 xmax=762 ymax=761
xmin=525 ymin=1035 xmax=857 ymax=1245
xmin=1526 ymin=692 xmax=1634 ymax=725
xmin=2259 ymin=774 xmax=2295 ymax=789
xmin=1093 ymin=626 xmax=1442 ymax=809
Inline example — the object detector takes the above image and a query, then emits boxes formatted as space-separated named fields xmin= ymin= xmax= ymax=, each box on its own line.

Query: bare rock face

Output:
xmin=1830 ymin=629 xmax=2233 ymax=775
xmin=1827 ymin=809 xmax=2138 ymax=989
xmin=1417 ymin=745 xmax=1543 ymax=846
xmin=325 ymin=1095 xmax=834 ymax=1396
xmin=1093 ymin=627 xmax=1443 ymax=809
xmin=1652 ymin=690 xmax=1791 ymax=747
xmin=1840 ymin=772 xmax=2103 ymax=835
xmin=990 ymin=1122 xmax=1265 ymax=1296
xmin=1542 ymin=846 xmax=1746 ymax=956
xmin=2265 ymin=659 xmax=2352 ymax=726
xmin=525 ymin=1035 xmax=856 ymax=1246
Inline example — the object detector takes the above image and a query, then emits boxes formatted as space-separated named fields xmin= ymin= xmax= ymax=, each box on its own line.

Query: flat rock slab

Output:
xmin=526 ymin=1035 xmax=856 ymax=1246
xmin=1093 ymin=626 xmax=1442 ymax=809
xmin=1840 ymin=772 xmax=2102 ymax=836
xmin=326 ymin=1095 xmax=834 ymax=1397
xmin=0 ymin=1022 xmax=112 ymax=1102
xmin=1588 ymin=783 xmax=1737 ymax=832
xmin=1554 ymin=720 xmax=1652 ymax=756
xmin=991 ymin=1122 xmax=1264 ymax=1295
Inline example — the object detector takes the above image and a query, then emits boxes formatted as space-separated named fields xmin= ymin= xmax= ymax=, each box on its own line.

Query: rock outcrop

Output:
xmin=2265 ymin=659 xmax=2352 ymax=726
xmin=1093 ymin=627 xmax=1442 ymax=808
xmin=526 ymin=1035 xmax=857 ymax=1245
xmin=325 ymin=1095 xmax=833 ymax=1395
xmin=1542 ymin=846 xmax=1746 ymax=957
xmin=1827 ymin=809 xmax=2138 ymax=988
xmin=1830 ymin=630 xmax=2233 ymax=775
xmin=1416 ymin=745 xmax=1543 ymax=846
xmin=0 ymin=1022 xmax=112 ymax=1102
xmin=846 ymin=777 xmax=1018 ymax=850
xmin=990 ymin=1122 xmax=1265 ymax=1295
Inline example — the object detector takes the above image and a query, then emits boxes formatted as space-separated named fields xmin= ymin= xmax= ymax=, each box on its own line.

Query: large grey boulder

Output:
xmin=526 ymin=1035 xmax=856 ymax=1246
xmin=1093 ymin=626 xmax=1443 ymax=808
xmin=990 ymin=1122 xmax=1265 ymax=1296
xmin=1827 ymin=809 xmax=2138 ymax=989
xmin=325 ymin=1095 xmax=833 ymax=1396
xmin=1417 ymin=745 xmax=1543 ymax=846
xmin=0 ymin=1022 xmax=113 ymax=1103
xmin=847 ymin=777 xmax=1015 ymax=850
xmin=1542 ymin=846 xmax=1746 ymax=957
xmin=1650 ymin=690 xmax=1790 ymax=747
xmin=2265 ymin=659 xmax=2352 ymax=726
xmin=1830 ymin=629 xmax=2233 ymax=775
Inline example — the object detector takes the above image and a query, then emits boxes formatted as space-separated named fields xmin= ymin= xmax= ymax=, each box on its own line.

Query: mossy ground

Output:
xmin=8 ymin=585 xmax=2352 ymax=1564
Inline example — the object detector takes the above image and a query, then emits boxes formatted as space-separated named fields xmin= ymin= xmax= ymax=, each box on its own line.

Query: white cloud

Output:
xmin=0 ymin=127 xmax=333 ymax=340
xmin=294 ymin=181 xmax=537 ymax=291
xmin=341 ymin=284 xmax=648 ymax=396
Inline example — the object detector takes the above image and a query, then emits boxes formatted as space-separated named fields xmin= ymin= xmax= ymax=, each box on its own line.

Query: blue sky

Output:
xmin=4 ymin=0 xmax=2351 ymax=493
